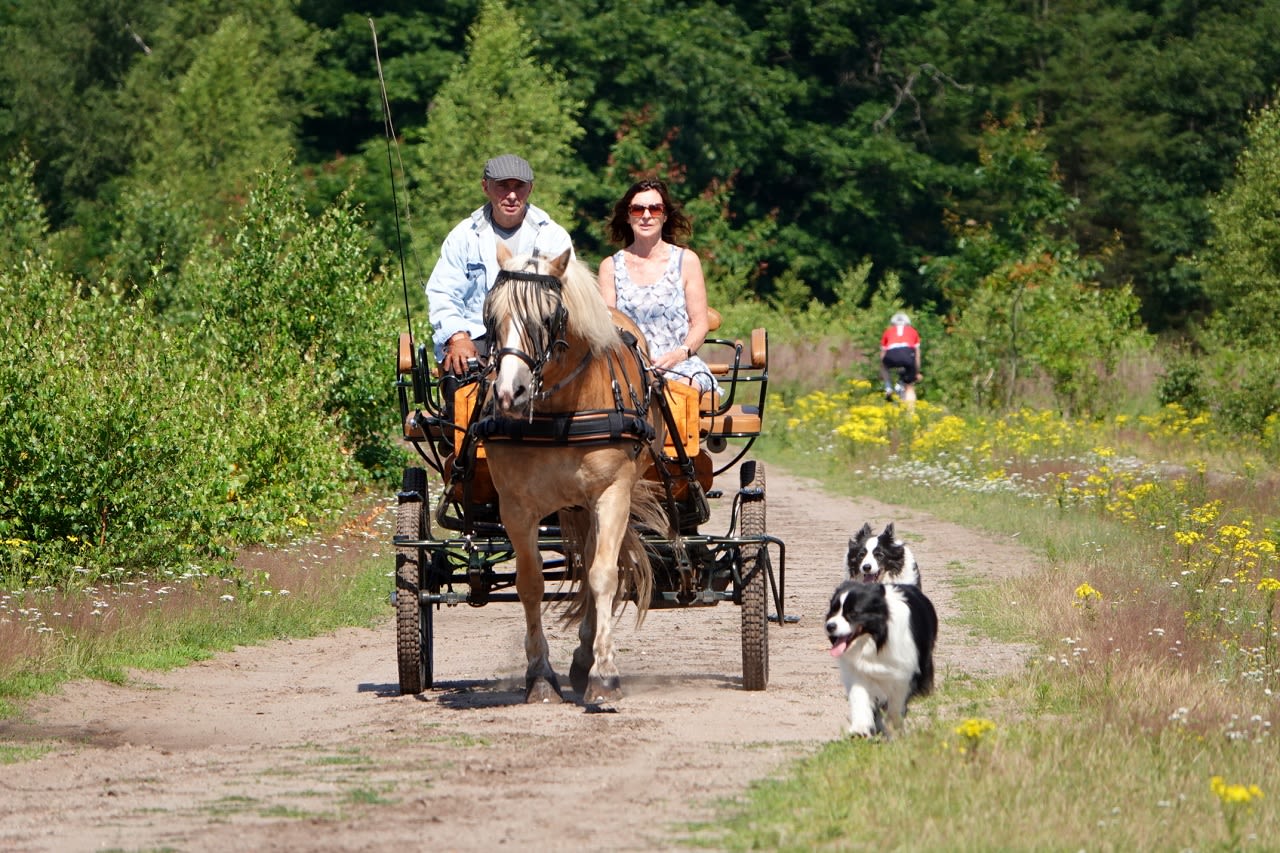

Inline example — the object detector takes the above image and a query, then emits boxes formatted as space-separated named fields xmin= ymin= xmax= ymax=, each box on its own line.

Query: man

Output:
xmin=880 ymin=311 xmax=921 ymax=406
xmin=425 ymin=154 xmax=574 ymax=375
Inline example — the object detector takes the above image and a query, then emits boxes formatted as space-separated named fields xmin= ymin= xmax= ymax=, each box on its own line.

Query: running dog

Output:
xmin=847 ymin=522 xmax=921 ymax=587
xmin=825 ymin=579 xmax=937 ymax=738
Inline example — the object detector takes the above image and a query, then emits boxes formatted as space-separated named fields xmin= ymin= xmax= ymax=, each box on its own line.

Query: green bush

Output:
xmin=0 ymin=165 xmax=397 ymax=587
xmin=1156 ymin=353 xmax=1208 ymax=412
xmin=180 ymin=167 xmax=396 ymax=462
xmin=1213 ymin=349 xmax=1280 ymax=439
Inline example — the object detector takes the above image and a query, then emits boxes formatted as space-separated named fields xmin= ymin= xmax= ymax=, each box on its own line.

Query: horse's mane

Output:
xmin=498 ymin=251 xmax=620 ymax=355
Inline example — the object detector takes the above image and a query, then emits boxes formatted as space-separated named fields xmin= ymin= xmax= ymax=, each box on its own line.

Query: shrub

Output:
xmin=0 ymin=165 xmax=396 ymax=586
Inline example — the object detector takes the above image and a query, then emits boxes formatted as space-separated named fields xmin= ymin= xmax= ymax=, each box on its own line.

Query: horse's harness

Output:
xmin=468 ymin=267 xmax=658 ymax=448
xmin=448 ymin=264 xmax=690 ymax=548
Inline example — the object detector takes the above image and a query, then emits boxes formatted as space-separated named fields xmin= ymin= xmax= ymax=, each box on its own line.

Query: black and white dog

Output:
xmin=825 ymin=580 xmax=937 ymax=738
xmin=847 ymin=522 xmax=921 ymax=587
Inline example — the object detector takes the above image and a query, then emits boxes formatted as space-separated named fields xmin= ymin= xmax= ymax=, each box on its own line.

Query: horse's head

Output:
xmin=484 ymin=245 xmax=573 ymax=416
xmin=485 ymin=244 xmax=628 ymax=417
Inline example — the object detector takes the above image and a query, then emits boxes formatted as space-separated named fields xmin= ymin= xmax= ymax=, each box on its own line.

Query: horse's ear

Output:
xmin=550 ymin=248 xmax=571 ymax=278
xmin=496 ymin=242 xmax=513 ymax=267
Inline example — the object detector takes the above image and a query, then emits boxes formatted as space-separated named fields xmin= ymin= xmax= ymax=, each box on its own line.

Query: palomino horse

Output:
xmin=480 ymin=245 xmax=669 ymax=705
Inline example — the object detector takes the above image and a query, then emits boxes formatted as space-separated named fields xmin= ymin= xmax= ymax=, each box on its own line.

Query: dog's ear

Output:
xmin=856 ymin=522 xmax=873 ymax=542
xmin=880 ymin=522 xmax=896 ymax=542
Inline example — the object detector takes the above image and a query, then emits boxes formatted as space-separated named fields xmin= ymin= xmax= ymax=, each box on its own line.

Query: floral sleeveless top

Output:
xmin=613 ymin=248 xmax=719 ymax=394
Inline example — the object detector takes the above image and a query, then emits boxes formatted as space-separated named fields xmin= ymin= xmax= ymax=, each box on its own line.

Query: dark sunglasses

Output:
xmin=628 ymin=203 xmax=665 ymax=217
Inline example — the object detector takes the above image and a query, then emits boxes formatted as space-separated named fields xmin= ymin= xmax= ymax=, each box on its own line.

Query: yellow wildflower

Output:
xmin=1211 ymin=775 xmax=1263 ymax=805
xmin=1074 ymin=583 xmax=1102 ymax=601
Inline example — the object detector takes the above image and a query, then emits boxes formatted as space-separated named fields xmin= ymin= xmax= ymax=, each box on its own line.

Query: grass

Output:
xmin=0 ymin=742 xmax=53 ymax=764
xmin=693 ymin=710 xmax=1272 ymax=851
xmin=684 ymin=398 xmax=1278 ymax=851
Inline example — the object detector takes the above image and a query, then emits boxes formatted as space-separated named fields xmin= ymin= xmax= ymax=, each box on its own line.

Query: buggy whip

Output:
xmin=369 ymin=18 xmax=420 ymax=346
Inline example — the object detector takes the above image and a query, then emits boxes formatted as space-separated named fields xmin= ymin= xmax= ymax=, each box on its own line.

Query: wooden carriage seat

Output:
xmin=400 ymin=332 xmax=436 ymax=441
xmin=663 ymin=379 xmax=703 ymax=457
xmin=398 ymin=332 xmax=478 ymax=449
xmin=698 ymin=326 xmax=767 ymax=437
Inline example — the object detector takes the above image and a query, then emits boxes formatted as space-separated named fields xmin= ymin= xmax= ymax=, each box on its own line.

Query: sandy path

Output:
xmin=0 ymin=463 xmax=1037 ymax=852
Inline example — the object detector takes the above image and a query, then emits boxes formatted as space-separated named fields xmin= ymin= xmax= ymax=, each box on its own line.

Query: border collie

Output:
xmin=825 ymin=580 xmax=937 ymax=738
xmin=847 ymin=522 xmax=921 ymax=587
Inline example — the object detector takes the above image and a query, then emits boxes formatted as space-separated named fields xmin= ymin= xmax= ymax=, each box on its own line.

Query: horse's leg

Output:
xmin=579 ymin=482 xmax=634 ymax=705
xmin=507 ymin=517 xmax=563 ymax=704
xmin=570 ymin=595 xmax=596 ymax=697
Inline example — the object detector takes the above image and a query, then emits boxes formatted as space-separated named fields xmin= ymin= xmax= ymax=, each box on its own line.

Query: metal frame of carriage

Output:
xmin=391 ymin=315 xmax=787 ymax=696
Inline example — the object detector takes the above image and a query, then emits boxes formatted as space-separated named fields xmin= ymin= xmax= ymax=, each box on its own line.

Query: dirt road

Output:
xmin=0 ymin=463 xmax=1037 ymax=852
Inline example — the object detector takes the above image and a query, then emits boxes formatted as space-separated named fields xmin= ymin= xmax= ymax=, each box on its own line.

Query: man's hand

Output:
xmin=443 ymin=333 xmax=479 ymax=375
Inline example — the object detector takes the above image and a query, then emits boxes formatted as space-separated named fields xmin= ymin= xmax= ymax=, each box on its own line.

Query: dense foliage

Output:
xmin=1175 ymin=102 xmax=1280 ymax=441
xmin=2 ymin=1 xmax=1279 ymax=583
xmin=5 ymin=1 xmax=1280 ymax=324
xmin=0 ymin=157 xmax=395 ymax=585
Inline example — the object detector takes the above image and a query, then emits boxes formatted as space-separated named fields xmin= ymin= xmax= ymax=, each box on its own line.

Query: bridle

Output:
xmin=485 ymin=267 xmax=573 ymax=400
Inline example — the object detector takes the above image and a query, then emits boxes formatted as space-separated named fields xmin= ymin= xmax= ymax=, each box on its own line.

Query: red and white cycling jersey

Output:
xmin=881 ymin=324 xmax=920 ymax=350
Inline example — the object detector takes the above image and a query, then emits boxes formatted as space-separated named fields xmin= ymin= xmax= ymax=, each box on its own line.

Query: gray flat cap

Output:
xmin=483 ymin=154 xmax=534 ymax=183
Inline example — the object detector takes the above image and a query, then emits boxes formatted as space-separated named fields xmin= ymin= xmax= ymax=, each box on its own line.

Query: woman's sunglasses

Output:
xmin=628 ymin=203 xmax=665 ymax=217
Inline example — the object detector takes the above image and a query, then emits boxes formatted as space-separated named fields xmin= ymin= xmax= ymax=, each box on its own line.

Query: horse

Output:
xmin=479 ymin=244 xmax=670 ymax=705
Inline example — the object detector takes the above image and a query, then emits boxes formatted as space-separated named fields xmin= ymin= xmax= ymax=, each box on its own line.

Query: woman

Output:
xmin=598 ymin=179 xmax=719 ymax=396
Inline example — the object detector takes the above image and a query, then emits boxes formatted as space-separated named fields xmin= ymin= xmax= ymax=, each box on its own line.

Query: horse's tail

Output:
xmin=558 ymin=478 xmax=668 ymax=627
xmin=622 ymin=478 xmax=668 ymax=624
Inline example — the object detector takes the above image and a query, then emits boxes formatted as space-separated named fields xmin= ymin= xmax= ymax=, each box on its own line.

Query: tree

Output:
xmin=0 ymin=0 xmax=163 ymax=224
xmin=406 ymin=0 xmax=584 ymax=274
xmin=928 ymin=114 xmax=1146 ymax=415
xmin=1176 ymin=99 xmax=1280 ymax=440
xmin=1015 ymin=0 xmax=1280 ymax=328
xmin=0 ymin=147 xmax=49 ymax=266
xmin=1194 ymin=102 xmax=1280 ymax=352
xmin=103 ymin=7 xmax=319 ymax=306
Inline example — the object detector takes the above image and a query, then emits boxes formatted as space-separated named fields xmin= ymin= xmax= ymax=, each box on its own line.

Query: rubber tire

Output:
xmin=738 ymin=460 xmax=769 ymax=691
xmin=396 ymin=467 xmax=433 ymax=694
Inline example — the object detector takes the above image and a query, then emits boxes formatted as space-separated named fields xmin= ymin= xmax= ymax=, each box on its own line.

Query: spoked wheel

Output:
xmin=396 ymin=466 xmax=433 ymax=694
xmin=738 ymin=460 xmax=769 ymax=691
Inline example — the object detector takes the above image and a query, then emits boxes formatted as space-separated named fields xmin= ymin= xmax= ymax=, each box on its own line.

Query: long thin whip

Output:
xmin=369 ymin=18 xmax=419 ymax=344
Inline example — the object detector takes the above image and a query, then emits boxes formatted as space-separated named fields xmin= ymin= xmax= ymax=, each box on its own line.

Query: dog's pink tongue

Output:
xmin=829 ymin=639 xmax=850 ymax=657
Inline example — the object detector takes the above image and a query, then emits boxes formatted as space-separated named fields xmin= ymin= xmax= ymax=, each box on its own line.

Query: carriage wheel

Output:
xmin=738 ymin=460 xmax=769 ymax=691
xmin=396 ymin=466 xmax=434 ymax=694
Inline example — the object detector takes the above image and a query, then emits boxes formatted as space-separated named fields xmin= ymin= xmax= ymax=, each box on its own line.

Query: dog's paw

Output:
xmin=846 ymin=726 xmax=878 ymax=740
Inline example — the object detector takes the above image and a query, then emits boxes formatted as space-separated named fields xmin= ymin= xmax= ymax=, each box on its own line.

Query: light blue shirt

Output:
xmin=424 ymin=202 xmax=573 ymax=359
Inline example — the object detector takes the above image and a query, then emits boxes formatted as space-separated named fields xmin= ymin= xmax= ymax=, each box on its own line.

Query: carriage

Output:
xmin=391 ymin=249 xmax=786 ymax=701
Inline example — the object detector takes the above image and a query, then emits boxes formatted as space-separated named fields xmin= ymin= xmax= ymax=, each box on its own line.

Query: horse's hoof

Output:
xmin=583 ymin=675 xmax=623 ymax=705
xmin=525 ymin=675 xmax=563 ymax=704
